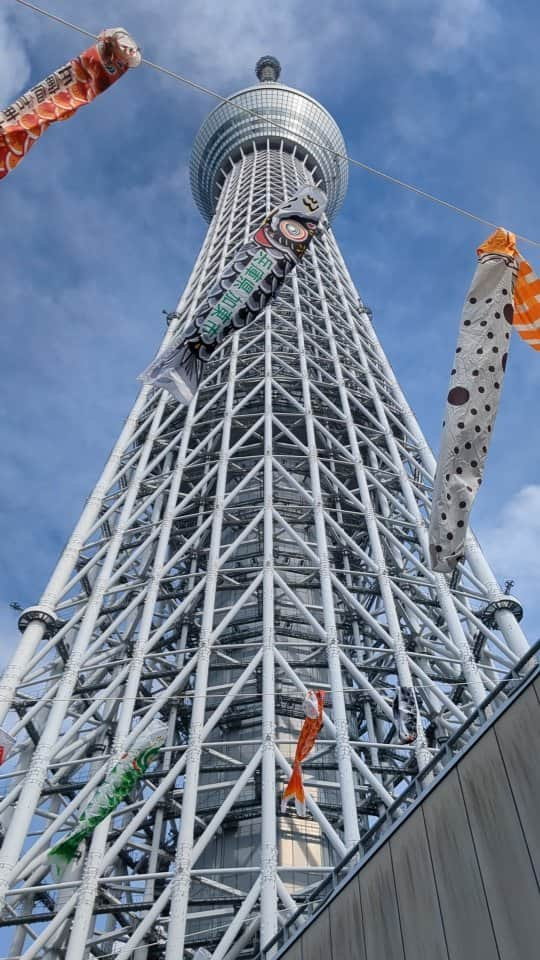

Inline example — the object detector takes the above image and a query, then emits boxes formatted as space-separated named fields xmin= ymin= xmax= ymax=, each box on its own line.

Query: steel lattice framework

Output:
xmin=0 ymin=61 xmax=530 ymax=960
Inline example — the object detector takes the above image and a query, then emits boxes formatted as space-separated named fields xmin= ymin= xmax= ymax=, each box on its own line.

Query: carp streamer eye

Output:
xmin=279 ymin=219 xmax=309 ymax=242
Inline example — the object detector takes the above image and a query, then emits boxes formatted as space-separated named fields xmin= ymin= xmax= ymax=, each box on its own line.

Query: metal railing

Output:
xmin=260 ymin=638 xmax=540 ymax=959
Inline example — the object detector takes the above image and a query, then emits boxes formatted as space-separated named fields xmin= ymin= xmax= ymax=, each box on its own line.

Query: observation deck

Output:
xmin=190 ymin=56 xmax=348 ymax=223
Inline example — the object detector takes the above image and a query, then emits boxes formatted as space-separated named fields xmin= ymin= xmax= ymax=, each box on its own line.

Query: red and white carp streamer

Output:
xmin=0 ymin=27 xmax=141 ymax=180
xmin=0 ymin=729 xmax=16 ymax=766
xmin=281 ymin=690 xmax=325 ymax=818
xmin=429 ymin=229 xmax=538 ymax=572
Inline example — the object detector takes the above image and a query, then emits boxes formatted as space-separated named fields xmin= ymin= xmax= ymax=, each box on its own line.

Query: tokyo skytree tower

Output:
xmin=0 ymin=56 xmax=530 ymax=960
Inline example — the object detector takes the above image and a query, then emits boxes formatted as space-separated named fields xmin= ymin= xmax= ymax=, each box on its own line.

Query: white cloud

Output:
xmin=0 ymin=9 xmax=31 ymax=104
xmin=431 ymin=0 xmax=498 ymax=54
xmin=408 ymin=0 xmax=499 ymax=74
xmin=69 ymin=0 xmax=383 ymax=94
xmin=95 ymin=0 xmax=328 ymax=90
xmin=480 ymin=485 xmax=540 ymax=636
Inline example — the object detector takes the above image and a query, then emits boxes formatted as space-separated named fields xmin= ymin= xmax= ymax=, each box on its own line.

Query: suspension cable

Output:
xmin=12 ymin=0 xmax=540 ymax=247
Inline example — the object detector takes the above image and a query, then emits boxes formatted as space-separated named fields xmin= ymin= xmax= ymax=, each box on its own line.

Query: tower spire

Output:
xmin=255 ymin=54 xmax=281 ymax=82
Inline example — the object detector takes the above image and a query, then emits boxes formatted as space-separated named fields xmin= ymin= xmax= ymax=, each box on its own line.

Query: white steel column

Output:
xmin=322 ymin=233 xmax=489 ymax=708
xmin=164 ymin=339 xmax=240 ymax=958
xmin=307 ymin=240 xmax=432 ymax=768
xmin=260 ymin=307 xmax=278 ymax=950
xmin=291 ymin=272 xmax=360 ymax=848
xmin=0 ymin=394 xmax=169 ymax=906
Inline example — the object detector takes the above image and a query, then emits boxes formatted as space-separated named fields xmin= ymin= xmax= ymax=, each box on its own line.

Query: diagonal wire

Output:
xmin=12 ymin=0 xmax=540 ymax=248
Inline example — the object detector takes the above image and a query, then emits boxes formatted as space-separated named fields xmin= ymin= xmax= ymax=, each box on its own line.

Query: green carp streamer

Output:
xmin=48 ymin=720 xmax=167 ymax=867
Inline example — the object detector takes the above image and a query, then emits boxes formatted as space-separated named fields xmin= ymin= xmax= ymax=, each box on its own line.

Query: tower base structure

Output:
xmin=0 ymin=58 xmax=531 ymax=959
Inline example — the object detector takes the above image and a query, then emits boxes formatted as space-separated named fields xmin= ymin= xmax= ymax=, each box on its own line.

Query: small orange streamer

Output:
xmin=0 ymin=28 xmax=140 ymax=180
xmin=514 ymin=259 xmax=540 ymax=351
xmin=281 ymin=690 xmax=325 ymax=817
xmin=477 ymin=228 xmax=540 ymax=351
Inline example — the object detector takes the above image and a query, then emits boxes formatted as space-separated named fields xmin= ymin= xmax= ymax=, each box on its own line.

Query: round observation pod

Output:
xmin=190 ymin=58 xmax=348 ymax=223
xmin=255 ymin=55 xmax=281 ymax=83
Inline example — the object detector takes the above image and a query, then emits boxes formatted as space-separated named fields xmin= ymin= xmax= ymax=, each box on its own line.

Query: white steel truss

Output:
xmin=0 ymin=128 xmax=530 ymax=960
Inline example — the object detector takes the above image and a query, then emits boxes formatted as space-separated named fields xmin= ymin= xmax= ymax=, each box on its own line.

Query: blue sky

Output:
xmin=1 ymin=0 xmax=539 ymax=663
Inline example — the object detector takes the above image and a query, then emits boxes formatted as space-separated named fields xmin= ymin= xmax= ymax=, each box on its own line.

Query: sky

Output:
xmin=1 ymin=0 xmax=539 ymax=668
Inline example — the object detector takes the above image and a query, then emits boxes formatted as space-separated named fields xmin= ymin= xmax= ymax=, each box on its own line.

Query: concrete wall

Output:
xmin=279 ymin=670 xmax=540 ymax=960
